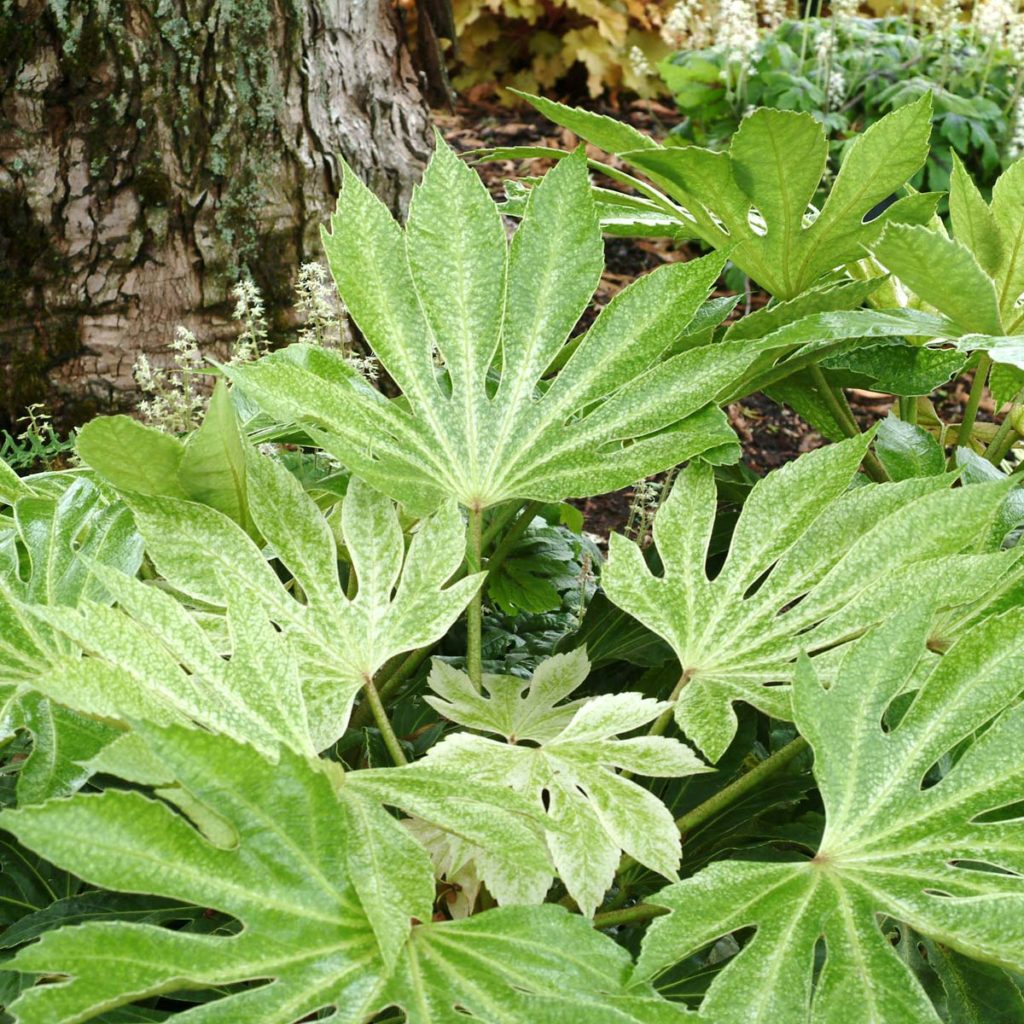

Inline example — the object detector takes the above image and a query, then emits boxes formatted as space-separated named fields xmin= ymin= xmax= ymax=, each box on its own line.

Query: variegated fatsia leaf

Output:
xmin=4 ymin=724 xmax=688 ymax=1024
xmin=633 ymin=604 xmax=1024 ymax=1024
xmin=226 ymin=138 xmax=760 ymax=515
xmin=514 ymin=91 xmax=938 ymax=300
xmin=33 ymin=451 xmax=483 ymax=752
xmin=873 ymin=158 xmax=1024 ymax=372
xmin=423 ymin=649 xmax=709 ymax=916
xmin=0 ymin=477 xmax=142 ymax=802
xmin=603 ymin=435 xmax=1017 ymax=761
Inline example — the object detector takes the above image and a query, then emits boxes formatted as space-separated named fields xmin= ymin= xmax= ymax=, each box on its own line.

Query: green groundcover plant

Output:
xmin=2 ymin=96 xmax=1024 ymax=1024
xmin=660 ymin=16 xmax=1024 ymax=196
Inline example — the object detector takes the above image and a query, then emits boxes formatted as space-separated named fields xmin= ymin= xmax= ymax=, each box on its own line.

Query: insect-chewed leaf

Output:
xmin=603 ymin=436 xmax=1016 ymax=761
xmin=35 ymin=451 xmax=483 ymax=752
xmin=633 ymin=605 xmax=1024 ymax=1024
xmin=4 ymin=725 xmax=686 ymax=1024
xmin=619 ymin=97 xmax=935 ymax=299
xmin=423 ymin=652 xmax=708 ymax=916
xmin=226 ymin=139 xmax=749 ymax=514
xmin=0 ymin=477 xmax=141 ymax=802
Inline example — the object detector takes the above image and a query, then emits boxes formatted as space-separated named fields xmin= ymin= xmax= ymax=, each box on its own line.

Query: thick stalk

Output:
xmin=350 ymin=647 xmax=432 ymax=730
xmin=987 ymin=409 xmax=1024 ymax=466
xmin=616 ymin=734 xmax=811 ymax=880
xmin=645 ymin=669 xmax=693 ymax=739
xmin=984 ymin=386 xmax=1024 ymax=466
xmin=955 ymin=354 xmax=992 ymax=460
xmin=361 ymin=674 xmax=408 ymax=766
xmin=898 ymin=395 xmax=918 ymax=425
xmin=466 ymin=504 xmax=485 ymax=691
xmin=592 ymin=903 xmax=668 ymax=929
xmin=808 ymin=365 xmax=888 ymax=482
xmin=675 ymin=736 xmax=809 ymax=835
xmin=350 ymin=503 xmax=540 ymax=728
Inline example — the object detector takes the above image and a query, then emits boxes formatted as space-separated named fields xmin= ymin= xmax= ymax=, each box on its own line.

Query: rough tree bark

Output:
xmin=0 ymin=0 xmax=432 ymax=430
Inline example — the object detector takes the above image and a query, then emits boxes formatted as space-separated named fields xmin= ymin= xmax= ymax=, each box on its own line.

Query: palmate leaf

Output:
xmin=42 ymin=451 xmax=482 ymax=751
xmin=4 ymin=725 xmax=685 ymax=1024
xmin=0 ymin=478 xmax=142 ymax=802
xmin=633 ymin=605 xmax=1024 ymax=1024
xmin=876 ymin=159 xmax=1024 ymax=371
xmin=602 ymin=436 xmax=1015 ymax=761
xmin=515 ymin=92 xmax=937 ymax=299
xmin=423 ymin=650 xmax=708 ymax=916
xmin=226 ymin=139 xmax=754 ymax=515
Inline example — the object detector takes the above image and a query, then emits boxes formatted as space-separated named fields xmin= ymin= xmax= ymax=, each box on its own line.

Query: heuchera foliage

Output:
xmin=1 ymin=95 xmax=1024 ymax=1024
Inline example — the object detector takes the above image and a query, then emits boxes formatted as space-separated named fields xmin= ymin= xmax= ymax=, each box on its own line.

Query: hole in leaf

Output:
xmin=747 ymin=207 xmax=767 ymax=237
xmin=705 ymin=209 xmax=730 ymax=236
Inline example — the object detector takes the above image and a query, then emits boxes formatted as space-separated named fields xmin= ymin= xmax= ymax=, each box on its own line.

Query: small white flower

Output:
xmin=716 ymin=0 xmax=759 ymax=64
xmin=1009 ymin=94 xmax=1024 ymax=159
xmin=629 ymin=45 xmax=655 ymax=78
xmin=973 ymin=0 xmax=1015 ymax=45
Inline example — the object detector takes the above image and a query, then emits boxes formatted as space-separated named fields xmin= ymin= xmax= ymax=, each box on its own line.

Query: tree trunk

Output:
xmin=0 ymin=0 xmax=432 ymax=431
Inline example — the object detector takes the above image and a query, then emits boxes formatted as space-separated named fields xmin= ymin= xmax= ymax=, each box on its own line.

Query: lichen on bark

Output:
xmin=0 ymin=0 xmax=431 ymax=429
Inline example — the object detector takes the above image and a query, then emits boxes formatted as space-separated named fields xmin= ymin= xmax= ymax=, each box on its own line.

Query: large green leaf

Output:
xmin=616 ymin=98 xmax=935 ymax=299
xmin=894 ymin=159 xmax=1024 ymax=368
xmin=76 ymin=383 xmax=252 ymax=530
xmin=989 ymin=158 xmax=1024 ymax=333
xmin=4 ymin=725 xmax=684 ymax=1024
xmin=422 ymin=650 xmax=708 ymax=915
xmin=226 ymin=141 xmax=750 ymax=514
xmin=633 ymin=605 xmax=1024 ymax=1023
xmin=602 ymin=437 xmax=1014 ymax=761
xmin=873 ymin=224 xmax=1003 ymax=336
xmin=0 ymin=478 xmax=141 ymax=802
xmin=34 ymin=452 xmax=482 ymax=751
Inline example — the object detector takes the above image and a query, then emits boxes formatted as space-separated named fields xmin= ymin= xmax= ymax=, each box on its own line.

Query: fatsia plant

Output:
xmin=869 ymin=156 xmax=1024 ymax=461
xmin=632 ymin=604 xmax=1024 ymax=1023
xmin=2 ymin=725 xmax=682 ymax=1024
xmin=422 ymin=649 xmax=708 ymax=915
xmin=27 ymin=449 xmax=481 ymax=754
xmin=0 ymin=477 xmax=142 ymax=803
xmin=5 ymin=92 xmax=1024 ymax=1024
xmin=499 ymin=91 xmax=939 ymax=301
xmin=226 ymin=139 xmax=758 ymax=519
xmin=602 ymin=435 xmax=1016 ymax=761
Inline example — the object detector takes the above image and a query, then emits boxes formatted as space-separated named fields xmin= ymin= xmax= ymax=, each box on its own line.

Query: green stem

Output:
xmin=617 ymin=669 xmax=693 ymax=787
xmin=808 ymin=365 xmax=888 ymax=482
xmin=592 ymin=903 xmax=668 ymax=929
xmin=986 ymin=401 xmax=1024 ymax=466
xmin=985 ymin=383 xmax=1024 ymax=466
xmin=675 ymin=736 xmax=809 ymax=836
xmin=466 ymin=505 xmax=485 ymax=691
xmin=350 ymin=647 xmax=434 ymax=730
xmin=646 ymin=669 xmax=693 ymax=740
xmin=361 ymin=675 xmax=408 ymax=766
xmin=898 ymin=396 xmax=918 ymax=425
xmin=955 ymin=354 xmax=991 ymax=460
